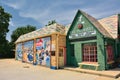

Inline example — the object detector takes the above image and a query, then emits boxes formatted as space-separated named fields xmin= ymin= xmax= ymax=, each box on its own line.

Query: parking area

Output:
xmin=0 ymin=59 xmax=119 ymax=80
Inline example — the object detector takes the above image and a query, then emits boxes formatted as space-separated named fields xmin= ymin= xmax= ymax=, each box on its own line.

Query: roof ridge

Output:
xmin=15 ymin=23 xmax=65 ymax=43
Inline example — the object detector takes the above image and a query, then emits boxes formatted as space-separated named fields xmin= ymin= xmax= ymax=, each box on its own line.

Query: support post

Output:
xmin=33 ymin=39 xmax=36 ymax=65
xmin=56 ymin=34 xmax=59 ymax=69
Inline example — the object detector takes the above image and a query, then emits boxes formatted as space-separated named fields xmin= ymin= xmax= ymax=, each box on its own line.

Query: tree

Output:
xmin=45 ymin=20 xmax=56 ymax=26
xmin=11 ymin=25 xmax=36 ymax=43
xmin=0 ymin=6 xmax=12 ymax=57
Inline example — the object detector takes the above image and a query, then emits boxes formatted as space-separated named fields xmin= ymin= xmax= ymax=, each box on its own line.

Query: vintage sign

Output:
xmin=69 ymin=27 xmax=96 ymax=39
xmin=69 ymin=15 xmax=96 ymax=39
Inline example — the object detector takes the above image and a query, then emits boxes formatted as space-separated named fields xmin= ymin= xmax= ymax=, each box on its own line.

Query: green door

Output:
xmin=70 ymin=44 xmax=76 ymax=66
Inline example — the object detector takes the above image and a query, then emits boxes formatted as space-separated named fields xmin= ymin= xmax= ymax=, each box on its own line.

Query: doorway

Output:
xmin=58 ymin=47 xmax=66 ymax=67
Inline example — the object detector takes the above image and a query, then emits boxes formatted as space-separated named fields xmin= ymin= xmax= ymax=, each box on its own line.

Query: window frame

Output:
xmin=82 ymin=42 xmax=97 ymax=62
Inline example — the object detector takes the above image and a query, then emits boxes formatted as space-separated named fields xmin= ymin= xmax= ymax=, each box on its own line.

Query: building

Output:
xmin=66 ymin=10 xmax=120 ymax=70
xmin=15 ymin=10 xmax=120 ymax=71
xmin=15 ymin=23 xmax=66 ymax=69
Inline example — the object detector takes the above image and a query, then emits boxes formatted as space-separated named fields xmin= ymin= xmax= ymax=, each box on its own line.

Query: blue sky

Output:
xmin=0 ymin=0 xmax=120 ymax=41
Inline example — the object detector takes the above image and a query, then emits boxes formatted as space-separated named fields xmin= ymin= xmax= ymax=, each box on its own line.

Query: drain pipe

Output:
xmin=56 ymin=33 xmax=59 ymax=69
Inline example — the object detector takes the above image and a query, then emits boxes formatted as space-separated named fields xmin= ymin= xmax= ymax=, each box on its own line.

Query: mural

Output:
xmin=16 ymin=43 xmax=23 ymax=60
xmin=23 ymin=40 xmax=34 ymax=63
xmin=36 ymin=37 xmax=51 ymax=67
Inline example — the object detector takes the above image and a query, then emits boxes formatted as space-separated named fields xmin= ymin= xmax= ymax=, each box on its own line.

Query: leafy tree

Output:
xmin=11 ymin=25 xmax=36 ymax=42
xmin=45 ymin=20 xmax=56 ymax=26
xmin=0 ymin=6 xmax=12 ymax=57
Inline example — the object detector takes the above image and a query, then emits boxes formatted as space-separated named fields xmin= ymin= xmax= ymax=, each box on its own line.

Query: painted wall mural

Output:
xmin=36 ymin=37 xmax=51 ymax=67
xmin=23 ymin=40 xmax=34 ymax=63
xmin=16 ymin=43 xmax=23 ymax=60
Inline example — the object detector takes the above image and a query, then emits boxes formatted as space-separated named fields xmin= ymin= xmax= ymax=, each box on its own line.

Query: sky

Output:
xmin=0 ymin=0 xmax=120 ymax=41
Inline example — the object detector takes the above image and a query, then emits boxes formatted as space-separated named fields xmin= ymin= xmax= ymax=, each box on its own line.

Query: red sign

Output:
xmin=78 ymin=24 xmax=83 ymax=29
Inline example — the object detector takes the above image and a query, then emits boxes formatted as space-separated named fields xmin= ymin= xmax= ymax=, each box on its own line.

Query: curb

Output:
xmin=64 ymin=68 xmax=120 ymax=79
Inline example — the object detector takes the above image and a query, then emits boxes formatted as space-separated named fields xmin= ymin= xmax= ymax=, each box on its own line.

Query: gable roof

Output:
xmin=65 ymin=24 xmax=71 ymax=34
xmin=67 ymin=10 xmax=113 ymax=39
xmin=98 ymin=15 xmax=118 ymax=39
xmin=15 ymin=23 xmax=65 ymax=43
xmin=80 ymin=10 xmax=113 ymax=38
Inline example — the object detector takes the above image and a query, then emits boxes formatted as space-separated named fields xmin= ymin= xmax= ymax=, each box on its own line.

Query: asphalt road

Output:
xmin=0 ymin=59 xmax=119 ymax=80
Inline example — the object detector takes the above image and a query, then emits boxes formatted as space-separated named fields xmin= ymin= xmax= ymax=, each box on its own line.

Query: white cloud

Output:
xmin=81 ymin=1 xmax=120 ymax=19
xmin=19 ymin=8 xmax=76 ymax=25
xmin=18 ymin=0 xmax=80 ymax=25
xmin=2 ymin=0 xmax=120 ymax=42
xmin=1 ymin=0 xmax=26 ymax=9
xmin=52 ymin=10 xmax=77 ymax=24
xmin=3 ymin=0 xmax=120 ymax=25
xmin=5 ymin=3 xmax=20 ymax=9
xmin=19 ymin=9 xmax=49 ymax=25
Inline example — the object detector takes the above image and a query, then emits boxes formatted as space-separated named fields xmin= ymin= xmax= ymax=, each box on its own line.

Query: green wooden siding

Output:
xmin=66 ymin=10 xmax=119 ymax=70
xmin=97 ymin=33 xmax=106 ymax=70
xmin=66 ymin=40 xmax=71 ymax=65
xmin=69 ymin=13 xmax=96 ymax=40
xmin=74 ymin=43 xmax=81 ymax=66
xmin=66 ymin=11 xmax=106 ymax=70
xmin=70 ymin=40 xmax=97 ymax=69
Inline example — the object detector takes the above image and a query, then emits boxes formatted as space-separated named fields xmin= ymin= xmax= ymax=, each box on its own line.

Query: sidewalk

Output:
xmin=64 ymin=67 xmax=120 ymax=79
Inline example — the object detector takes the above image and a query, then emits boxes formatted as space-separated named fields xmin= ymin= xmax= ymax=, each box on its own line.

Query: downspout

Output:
xmin=33 ymin=39 xmax=36 ymax=65
xmin=56 ymin=34 xmax=59 ymax=69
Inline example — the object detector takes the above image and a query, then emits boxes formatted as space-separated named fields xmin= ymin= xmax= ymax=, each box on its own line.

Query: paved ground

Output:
xmin=0 ymin=59 xmax=120 ymax=80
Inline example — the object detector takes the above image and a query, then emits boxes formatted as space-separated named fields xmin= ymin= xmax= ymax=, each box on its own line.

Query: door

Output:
xmin=106 ymin=45 xmax=114 ymax=62
xmin=70 ymin=44 xmax=75 ymax=66
xmin=58 ymin=47 xmax=65 ymax=67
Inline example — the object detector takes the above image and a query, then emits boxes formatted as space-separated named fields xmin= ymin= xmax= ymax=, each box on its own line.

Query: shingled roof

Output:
xmin=65 ymin=24 xmax=71 ymax=34
xmin=80 ymin=10 xmax=113 ymax=38
xmin=15 ymin=23 xmax=65 ymax=43
xmin=98 ymin=15 xmax=118 ymax=39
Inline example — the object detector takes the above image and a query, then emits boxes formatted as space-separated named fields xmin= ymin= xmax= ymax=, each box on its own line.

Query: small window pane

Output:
xmin=82 ymin=43 xmax=97 ymax=62
xmin=51 ymin=51 xmax=55 ymax=56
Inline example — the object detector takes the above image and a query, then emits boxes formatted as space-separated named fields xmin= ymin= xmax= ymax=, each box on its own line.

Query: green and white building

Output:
xmin=66 ymin=10 xmax=120 ymax=70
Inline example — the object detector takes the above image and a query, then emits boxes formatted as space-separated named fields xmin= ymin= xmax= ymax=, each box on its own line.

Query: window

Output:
xmin=59 ymin=48 xmax=63 ymax=57
xmin=82 ymin=43 xmax=97 ymax=62
xmin=106 ymin=45 xmax=114 ymax=62
xmin=51 ymin=51 xmax=55 ymax=56
xmin=70 ymin=44 xmax=74 ymax=56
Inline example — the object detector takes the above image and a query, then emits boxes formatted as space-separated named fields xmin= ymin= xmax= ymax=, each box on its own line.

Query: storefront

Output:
xmin=15 ymin=23 xmax=66 ymax=69
xmin=66 ymin=10 xmax=120 ymax=70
